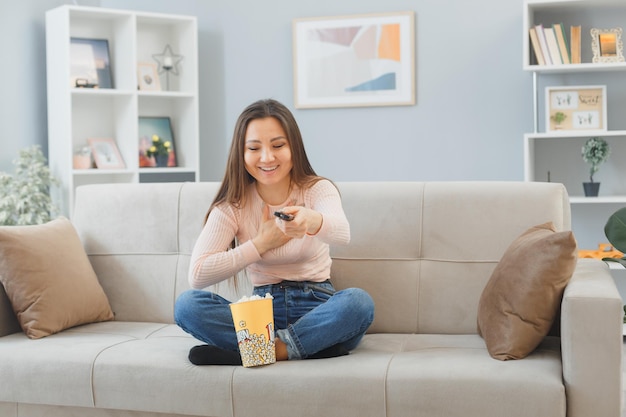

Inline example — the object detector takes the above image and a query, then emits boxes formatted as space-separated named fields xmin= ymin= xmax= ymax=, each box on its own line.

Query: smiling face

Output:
xmin=244 ymin=116 xmax=293 ymax=203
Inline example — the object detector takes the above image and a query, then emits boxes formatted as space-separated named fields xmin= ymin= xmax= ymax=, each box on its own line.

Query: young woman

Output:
xmin=174 ymin=99 xmax=374 ymax=365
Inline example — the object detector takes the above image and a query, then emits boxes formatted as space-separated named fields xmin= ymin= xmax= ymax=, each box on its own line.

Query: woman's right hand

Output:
xmin=252 ymin=204 xmax=292 ymax=255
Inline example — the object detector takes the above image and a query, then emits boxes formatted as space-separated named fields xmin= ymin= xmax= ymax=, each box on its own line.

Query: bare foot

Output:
xmin=275 ymin=337 xmax=288 ymax=361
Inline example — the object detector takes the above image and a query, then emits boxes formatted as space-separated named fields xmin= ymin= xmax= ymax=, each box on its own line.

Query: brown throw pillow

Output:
xmin=477 ymin=222 xmax=577 ymax=360
xmin=0 ymin=217 xmax=113 ymax=339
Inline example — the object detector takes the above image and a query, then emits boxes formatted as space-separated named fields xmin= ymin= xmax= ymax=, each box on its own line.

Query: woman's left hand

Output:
xmin=276 ymin=206 xmax=322 ymax=238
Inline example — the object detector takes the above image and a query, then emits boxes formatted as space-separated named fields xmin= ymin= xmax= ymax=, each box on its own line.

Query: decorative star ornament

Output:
xmin=152 ymin=44 xmax=184 ymax=75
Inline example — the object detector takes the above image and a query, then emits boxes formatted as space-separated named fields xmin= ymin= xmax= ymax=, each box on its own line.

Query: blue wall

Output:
xmin=1 ymin=0 xmax=532 ymax=184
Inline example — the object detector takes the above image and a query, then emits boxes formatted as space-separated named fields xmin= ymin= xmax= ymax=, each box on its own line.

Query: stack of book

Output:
xmin=529 ymin=23 xmax=581 ymax=65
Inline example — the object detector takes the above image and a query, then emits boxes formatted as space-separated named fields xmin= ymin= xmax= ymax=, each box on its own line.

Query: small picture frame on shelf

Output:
xmin=88 ymin=138 xmax=125 ymax=169
xmin=591 ymin=28 xmax=625 ymax=63
xmin=70 ymin=38 xmax=113 ymax=89
xmin=545 ymin=85 xmax=607 ymax=132
xmin=138 ymin=117 xmax=177 ymax=168
xmin=137 ymin=62 xmax=161 ymax=91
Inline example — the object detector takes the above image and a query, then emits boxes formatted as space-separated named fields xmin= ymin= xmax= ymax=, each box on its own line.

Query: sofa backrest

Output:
xmin=72 ymin=182 xmax=220 ymax=325
xmin=331 ymin=182 xmax=570 ymax=334
xmin=71 ymin=181 xmax=571 ymax=335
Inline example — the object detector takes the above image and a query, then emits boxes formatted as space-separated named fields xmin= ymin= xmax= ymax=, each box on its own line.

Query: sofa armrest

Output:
xmin=561 ymin=258 xmax=622 ymax=417
xmin=0 ymin=284 xmax=20 ymax=337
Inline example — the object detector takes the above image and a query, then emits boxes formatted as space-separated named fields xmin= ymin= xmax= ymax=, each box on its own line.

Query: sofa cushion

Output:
xmin=0 ymin=217 xmax=114 ymax=339
xmin=477 ymin=222 xmax=577 ymax=360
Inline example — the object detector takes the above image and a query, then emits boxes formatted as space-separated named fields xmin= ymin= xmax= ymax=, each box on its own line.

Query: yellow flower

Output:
xmin=146 ymin=134 xmax=171 ymax=158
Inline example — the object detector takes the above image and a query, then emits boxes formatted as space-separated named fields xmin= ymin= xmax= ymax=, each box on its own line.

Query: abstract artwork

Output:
xmin=293 ymin=12 xmax=415 ymax=109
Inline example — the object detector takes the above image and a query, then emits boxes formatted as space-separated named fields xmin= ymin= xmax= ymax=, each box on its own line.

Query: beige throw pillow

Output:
xmin=0 ymin=217 xmax=113 ymax=339
xmin=477 ymin=222 xmax=577 ymax=360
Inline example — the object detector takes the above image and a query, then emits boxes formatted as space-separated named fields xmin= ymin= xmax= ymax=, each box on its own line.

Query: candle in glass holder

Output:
xmin=73 ymin=146 xmax=92 ymax=169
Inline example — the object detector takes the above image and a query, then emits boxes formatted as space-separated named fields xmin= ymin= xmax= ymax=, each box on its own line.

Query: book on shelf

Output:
xmin=534 ymin=24 xmax=552 ymax=65
xmin=553 ymin=23 xmax=571 ymax=64
xmin=571 ymin=25 xmax=581 ymax=64
xmin=543 ymin=26 xmax=563 ymax=65
xmin=529 ymin=27 xmax=546 ymax=65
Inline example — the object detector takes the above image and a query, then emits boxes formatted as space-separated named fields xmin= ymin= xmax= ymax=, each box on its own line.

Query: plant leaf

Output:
xmin=603 ymin=257 xmax=626 ymax=268
xmin=605 ymin=208 xmax=626 ymax=253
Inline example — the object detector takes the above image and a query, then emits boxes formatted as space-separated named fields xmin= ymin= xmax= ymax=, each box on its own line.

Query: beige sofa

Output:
xmin=0 ymin=181 xmax=622 ymax=417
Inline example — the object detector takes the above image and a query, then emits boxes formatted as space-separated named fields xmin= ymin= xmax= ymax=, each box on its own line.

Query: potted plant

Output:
xmin=146 ymin=134 xmax=172 ymax=167
xmin=550 ymin=111 xmax=567 ymax=129
xmin=581 ymin=136 xmax=610 ymax=197
xmin=605 ymin=207 xmax=626 ymax=268
xmin=0 ymin=145 xmax=59 ymax=225
xmin=604 ymin=207 xmax=626 ymax=322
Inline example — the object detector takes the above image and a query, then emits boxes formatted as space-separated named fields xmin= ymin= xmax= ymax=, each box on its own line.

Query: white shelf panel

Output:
xmin=71 ymin=89 xmax=135 ymax=97
xmin=525 ymin=0 xmax=624 ymax=9
xmin=524 ymin=62 xmax=626 ymax=74
xmin=72 ymin=169 xmax=134 ymax=175
xmin=139 ymin=167 xmax=197 ymax=174
xmin=525 ymin=130 xmax=626 ymax=140
xmin=570 ymin=196 xmax=626 ymax=204
xmin=137 ymin=91 xmax=196 ymax=99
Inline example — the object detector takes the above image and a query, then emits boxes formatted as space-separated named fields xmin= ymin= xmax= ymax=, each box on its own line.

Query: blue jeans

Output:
xmin=174 ymin=281 xmax=374 ymax=360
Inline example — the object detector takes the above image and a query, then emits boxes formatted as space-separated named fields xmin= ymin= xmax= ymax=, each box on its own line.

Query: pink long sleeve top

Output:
xmin=188 ymin=179 xmax=350 ymax=289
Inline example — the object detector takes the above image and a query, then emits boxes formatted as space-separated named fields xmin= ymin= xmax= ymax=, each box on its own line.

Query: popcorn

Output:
xmin=234 ymin=293 xmax=274 ymax=303
xmin=229 ymin=293 xmax=276 ymax=367
xmin=237 ymin=331 xmax=276 ymax=367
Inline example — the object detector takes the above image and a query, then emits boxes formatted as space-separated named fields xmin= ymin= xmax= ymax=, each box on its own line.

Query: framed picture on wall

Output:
xmin=293 ymin=11 xmax=415 ymax=109
xmin=70 ymin=38 xmax=113 ymax=89
xmin=88 ymin=138 xmax=125 ymax=169
xmin=545 ymin=85 xmax=607 ymax=132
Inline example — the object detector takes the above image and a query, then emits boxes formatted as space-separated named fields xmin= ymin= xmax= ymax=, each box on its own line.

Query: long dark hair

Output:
xmin=205 ymin=99 xmax=321 ymax=222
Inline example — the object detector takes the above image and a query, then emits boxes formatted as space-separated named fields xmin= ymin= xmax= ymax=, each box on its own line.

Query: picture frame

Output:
xmin=137 ymin=62 xmax=161 ymax=91
xmin=88 ymin=138 xmax=125 ymax=169
xmin=591 ymin=28 xmax=625 ymax=63
xmin=70 ymin=38 xmax=113 ymax=89
xmin=545 ymin=85 xmax=607 ymax=132
xmin=293 ymin=11 xmax=415 ymax=109
xmin=138 ymin=116 xmax=177 ymax=168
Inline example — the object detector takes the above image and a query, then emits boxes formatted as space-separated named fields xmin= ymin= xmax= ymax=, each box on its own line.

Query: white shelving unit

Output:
xmin=524 ymin=129 xmax=626 ymax=200
xmin=45 ymin=5 xmax=199 ymax=217
xmin=523 ymin=0 xmax=626 ymax=325
xmin=522 ymin=0 xmax=626 ymax=245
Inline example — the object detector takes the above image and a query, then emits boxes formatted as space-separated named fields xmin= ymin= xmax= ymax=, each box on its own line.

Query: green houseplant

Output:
xmin=581 ymin=137 xmax=610 ymax=197
xmin=604 ymin=208 xmax=626 ymax=322
xmin=605 ymin=207 xmax=626 ymax=268
xmin=0 ymin=145 xmax=59 ymax=225
xmin=550 ymin=111 xmax=567 ymax=129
